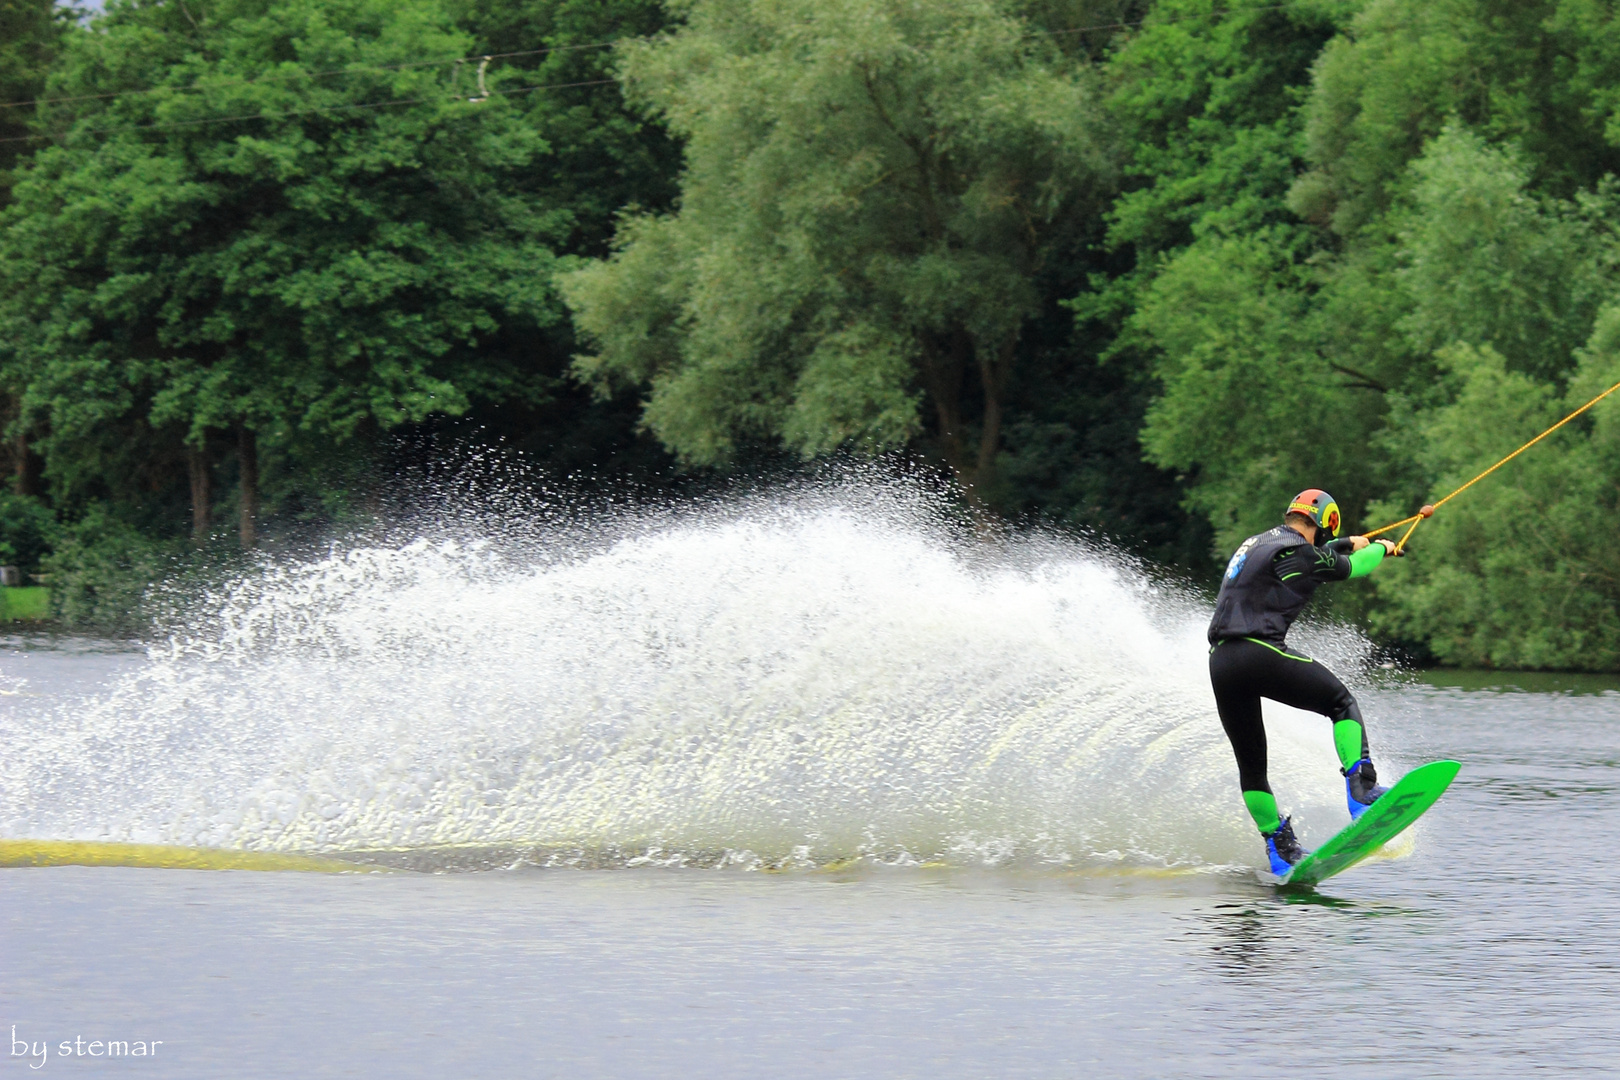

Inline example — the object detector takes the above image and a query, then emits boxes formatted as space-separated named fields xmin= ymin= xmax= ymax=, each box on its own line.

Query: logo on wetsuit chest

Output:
xmin=1225 ymin=536 xmax=1260 ymax=580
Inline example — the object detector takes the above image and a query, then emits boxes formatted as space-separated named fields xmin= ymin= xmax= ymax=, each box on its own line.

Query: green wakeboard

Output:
xmin=1279 ymin=759 xmax=1460 ymax=888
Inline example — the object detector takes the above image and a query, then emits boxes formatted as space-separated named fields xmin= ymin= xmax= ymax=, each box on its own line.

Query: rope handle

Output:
xmin=1360 ymin=375 xmax=1620 ymax=553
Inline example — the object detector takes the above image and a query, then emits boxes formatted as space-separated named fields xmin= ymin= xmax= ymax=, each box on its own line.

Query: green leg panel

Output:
xmin=1242 ymin=789 xmax=1280 ymax=833
xmin=1333 ymin=719 xmax=1368 ymax=771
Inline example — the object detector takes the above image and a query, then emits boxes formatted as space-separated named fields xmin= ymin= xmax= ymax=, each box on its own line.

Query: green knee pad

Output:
xmin=1333 ymin=719 xmax=1368 ymax=771
xmin=1242 ymin=790 xmax=1280 ymax=834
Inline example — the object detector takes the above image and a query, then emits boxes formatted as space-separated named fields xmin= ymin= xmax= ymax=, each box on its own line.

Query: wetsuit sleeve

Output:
xmin=1347 ymin=543 xmax=1386 ymax=579
xmin=1271 ymin=544 xmax=1351 ymax=591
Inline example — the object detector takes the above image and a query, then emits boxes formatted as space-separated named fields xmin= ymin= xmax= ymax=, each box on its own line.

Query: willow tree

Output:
xmin=561 ymin=0 xmax=1106 ymax=512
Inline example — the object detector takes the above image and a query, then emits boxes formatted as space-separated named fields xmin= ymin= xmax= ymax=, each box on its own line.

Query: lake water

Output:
xmin=2 ymin=486 xmax=1618 ymax=1077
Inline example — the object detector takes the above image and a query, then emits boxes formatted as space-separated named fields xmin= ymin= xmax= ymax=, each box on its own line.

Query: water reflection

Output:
xmin=1201 ymin=903 xmax=1278 ymax=977
xmin=1195 ymin=893 xmax=1432 ymax=980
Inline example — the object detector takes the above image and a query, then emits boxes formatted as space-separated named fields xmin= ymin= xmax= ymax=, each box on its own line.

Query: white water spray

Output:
xmin=0 ymin=477 xmax=1375 ymax=871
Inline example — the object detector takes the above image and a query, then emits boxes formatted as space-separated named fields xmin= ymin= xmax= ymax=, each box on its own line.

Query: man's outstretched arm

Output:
xmin=1329 ymin=536 xmax=1398 ymax=579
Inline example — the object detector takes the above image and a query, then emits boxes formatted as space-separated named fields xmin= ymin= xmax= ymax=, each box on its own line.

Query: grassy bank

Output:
xmin=0 ymin=587 xmax=50 ymax=622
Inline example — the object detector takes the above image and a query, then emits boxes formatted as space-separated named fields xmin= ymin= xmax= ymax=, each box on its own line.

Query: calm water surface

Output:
xmin=3 ymin=644 xmax=1617 ymax=1078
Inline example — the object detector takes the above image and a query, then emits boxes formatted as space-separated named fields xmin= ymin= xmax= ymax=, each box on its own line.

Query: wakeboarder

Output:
xmin=1207 ymin=489 xmax=1399 ymax=874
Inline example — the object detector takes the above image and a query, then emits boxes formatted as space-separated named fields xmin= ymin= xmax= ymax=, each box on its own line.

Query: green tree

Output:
xmin=1118 ymin=0 xmax=1620 ymax=556
xmin=1396 ymin=125 xmax=1609 ymax=385
xmin=0 ymin=0 xmax=566 ymax=547
xmin=0 ymin=0 xmax=70 ymax=498
xmin=1091 ymin=0 xmax=1360 ymax=550
xmin=1365 ymin=337 xmax=1620 ymax=670
xmin=562 ymin=0 xmax=1110 ymax=515
xmin=1291 ymin=0 xmax=1620 ymax=239
xmin=0 ymin=490 xmax=54 ymax=571
xmin=1553 ymin=0 xmax=1620 ymax=153
xmin=1102 ymin=0 xmax=1350 ymax=259
xmin=1136 ymin=123 xmax=1616 ymax=553
xmin=1354 ymin=129 xmax=1620 ymax=669
xmin=0 ymin=0 xmax=66 ymax=201
xmin=418 ymin=0 xmax=686 ymax=485
xmin=1119 ymin=0 xmax=1620 ymax=667
xmin=1133 ymin=230 xmax=1388 ymax=549
xmin=448 ymin=0 xmax=682 ymax=257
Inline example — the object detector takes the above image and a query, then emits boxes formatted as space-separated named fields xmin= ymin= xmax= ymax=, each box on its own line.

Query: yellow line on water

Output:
xmin=0 ymin=840 xmax=368 ymax=873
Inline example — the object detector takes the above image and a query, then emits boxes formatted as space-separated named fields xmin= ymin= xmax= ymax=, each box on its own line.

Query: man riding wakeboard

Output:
xmin=1208 ymin=489 xmax=1400 ymax=875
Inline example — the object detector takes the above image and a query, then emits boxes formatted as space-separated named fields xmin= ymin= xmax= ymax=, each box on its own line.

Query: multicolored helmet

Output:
xmin=1286 ymin=488 xmax=1342 ymax=539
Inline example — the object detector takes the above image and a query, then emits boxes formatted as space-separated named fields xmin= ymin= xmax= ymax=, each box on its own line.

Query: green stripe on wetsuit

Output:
xmin=1242 ymin=790 xmax=1281 ymax=834
xmin=1334 ymin=718 xmax=1369 ymax=771
xmin=1240 ymin=638 xmax=1311 ymax=660
xmin=1242 ymin=724 xmax=1363 ymax=832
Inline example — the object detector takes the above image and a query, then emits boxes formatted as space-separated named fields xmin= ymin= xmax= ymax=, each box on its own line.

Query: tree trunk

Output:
xmin=972 ymin=335 xmax=1018 ymax=501
xmin=188 ymin=444 xmax=211 ymax=545
xmin=918 ymin=325 xmax=972 ymax=483
xmin=14 ymin=432 xmax=42 ymax=498
xmin=237 ymin=424 xmax=258 ymax=550
xmin=919 ymin=324 xmax=1015 ymax=532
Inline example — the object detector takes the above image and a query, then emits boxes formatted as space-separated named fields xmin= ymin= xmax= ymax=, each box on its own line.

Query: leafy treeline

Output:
xmin=3 ymin=0 xmax=1619 ymax=667
xmin=0 ymin=0 xmax=682 ymax=624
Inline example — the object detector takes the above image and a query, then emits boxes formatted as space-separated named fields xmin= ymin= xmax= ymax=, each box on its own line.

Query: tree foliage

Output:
xmin=562 ymin=0 xmax=1111 ymax=511
xmin=1 ymin=0 xmax=567 ymax=540
xmin=1365 ymin=340 xmax=1620 ymax=669
xmin=5 ymin=0 xmax=1620 ymax=666
xmin=0 ymin=0 xmax=66 ymax=203
xmin=448 ymin=0 xmax=682 ymax=256
xmin=1119 ymin=0 xmax=1620 ymax=667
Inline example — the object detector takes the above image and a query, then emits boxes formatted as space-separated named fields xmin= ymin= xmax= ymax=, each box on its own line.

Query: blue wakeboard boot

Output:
xmin=1344 ymin=758 xmax=1389 ymax=821
xmin=1262 ymin=817 xmax=1308 ymax=876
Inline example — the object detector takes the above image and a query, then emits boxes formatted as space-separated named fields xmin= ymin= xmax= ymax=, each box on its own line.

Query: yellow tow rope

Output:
xmin=1363 ymin=375 xmax=1620 ymax=552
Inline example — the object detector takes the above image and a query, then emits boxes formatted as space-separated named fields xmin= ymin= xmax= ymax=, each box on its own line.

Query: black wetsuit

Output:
xmin=1207 ymin=526 xmax=1369 ymax=799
